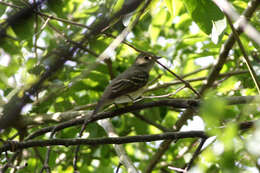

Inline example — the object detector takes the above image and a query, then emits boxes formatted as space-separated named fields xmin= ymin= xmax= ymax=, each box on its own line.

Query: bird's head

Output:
xmin=133 ymin=53 xmax=161 ymax=72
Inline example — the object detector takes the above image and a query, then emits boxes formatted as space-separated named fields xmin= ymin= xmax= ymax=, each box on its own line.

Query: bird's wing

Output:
xmin=108 ymin=71 xmax=149 ymax=99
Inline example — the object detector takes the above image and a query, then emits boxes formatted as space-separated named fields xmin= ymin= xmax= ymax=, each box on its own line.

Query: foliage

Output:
xmin=0 ymin=0 xmax=260 ymax=172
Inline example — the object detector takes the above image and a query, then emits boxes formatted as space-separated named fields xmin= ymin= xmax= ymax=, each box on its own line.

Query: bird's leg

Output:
xmin=133 ymin=96 xmax=144 ymax=103
xmin=126 ymin=95 xmax=143 ymax=104
xmin=126 ymin=94 xmax=135 ymax=102
xmin=113 ymin=103 xmax=119 ymax=109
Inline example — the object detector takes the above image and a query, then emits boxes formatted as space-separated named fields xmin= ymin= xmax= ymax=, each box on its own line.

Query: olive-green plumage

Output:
xmin=92 ymin=53 xmax=159 ymax=116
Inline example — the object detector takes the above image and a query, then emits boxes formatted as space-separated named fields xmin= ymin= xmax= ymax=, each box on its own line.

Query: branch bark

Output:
xmin=0 ymin=131 xmax=208 ymax=153
xmin=23 ymin=96 xmax=260 ymax=140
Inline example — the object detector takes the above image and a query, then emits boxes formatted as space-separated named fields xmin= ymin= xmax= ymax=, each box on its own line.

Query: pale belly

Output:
xmin=113 ymin=87 xmax=146 ymax=104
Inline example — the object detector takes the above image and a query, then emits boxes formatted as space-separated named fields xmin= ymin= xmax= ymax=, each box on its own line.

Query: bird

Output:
xmin=92 ymin=53 xmax=160 ymax=116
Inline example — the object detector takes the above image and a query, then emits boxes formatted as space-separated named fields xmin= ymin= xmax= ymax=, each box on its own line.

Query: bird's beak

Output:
xmin=151 ymin=56 xmax=161 ymax=60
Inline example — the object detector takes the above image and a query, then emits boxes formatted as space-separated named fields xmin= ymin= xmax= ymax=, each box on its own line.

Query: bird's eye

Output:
xmin=144 ymin=56 xmax=150 ymax=60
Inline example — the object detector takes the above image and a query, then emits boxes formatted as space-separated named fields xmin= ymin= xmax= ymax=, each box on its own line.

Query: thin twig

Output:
xmin=181 ymin=65 xmax=212 ymax=79
xmin=133 ymin=112 xmax=171 ymax=132
xmin=41 ymin=128 xmax=56 ymax=173
xmin=153 ymin=59 xmax=201 ymax=97
xmin=225 ymin=13 xmax=260 ymax=94
xmin=98 ymin=119 xmax=139 ymax=173
xmin=146 ymin=70 xmax=247 ymax=92
xmin=0 ymin=1 xmax=22 ymax=9
xmin=213 ymin=0 xmax=260 ymax=46
xmin=45 ymin=21 xmax=98 ymax=57
xmin=168 ymin=166 xmax=187 ymax=173
xmin=33 ymin=0 xmax=39 ymax=59
xmin=143 ymin=86 xmax=186 ymax=99
xmin=116 ymin=163 xmax=122 ymax=173
xmin=33 ymin=148 xmax=45 ymax=164
xmin=184 ymin=138 xmax=206 ymax=171
xmin=1 ymin=151 xmax=21 ymax=172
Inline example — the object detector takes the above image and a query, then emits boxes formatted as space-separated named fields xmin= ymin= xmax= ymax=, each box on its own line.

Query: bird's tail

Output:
xmin=91 ymin=99 xmax=104 ymax=117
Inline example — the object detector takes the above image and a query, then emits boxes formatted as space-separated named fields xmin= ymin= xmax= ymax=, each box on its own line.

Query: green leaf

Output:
xmin=182 ymin=0 xmax=225 ymax=35
xmin=11 ymin=16 xmax=34 ymax=42
xmin=112 ymin=0 xmax=125 ymax=14
xmin=0 ymin=4 xmax=6 ymax=16
xmin=0 ymin=28 xmax=21 ymax=55
xmin=25 ymin=58 xmax=37 ymax=70
xmin=164 ymin=0 xmax=184 ymax=19
xmin=211 ymin=18 xmax=226 ymax=44
xmin=218 ymin=77 xmax=237 ymax=94
xmin=182 ymin=33 xmax=208 ymax=45
xmin=164 ymin=0 xmax=174 ymax=18
xmin=149 ymin=8 xmax=168 ymax=44
xmin=200 ymin=92 xmax=227 ymax=134
xmin=47 ymin=0 xmax=68 ymax=18
xmin=175 ymin=13 xmax=192 ymax=30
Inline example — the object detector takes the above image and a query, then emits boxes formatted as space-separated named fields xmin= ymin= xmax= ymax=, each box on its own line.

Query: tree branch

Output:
xmin=0 ymin=131 xmax=208 ymax=153
xmin=23 ymin=96 xmax=260 ymax=140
